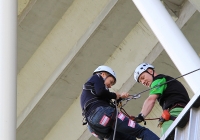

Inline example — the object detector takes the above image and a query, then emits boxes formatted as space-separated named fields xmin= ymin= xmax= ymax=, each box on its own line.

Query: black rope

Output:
xmin=112 ymin=99 xmax=118 ymax=140
xmin=125 ymin=68 xmax=200 ymax=102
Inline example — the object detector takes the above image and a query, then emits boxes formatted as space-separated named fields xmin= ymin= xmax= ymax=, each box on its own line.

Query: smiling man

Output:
xmin=133 ymin=63 xmax=190 ymax=139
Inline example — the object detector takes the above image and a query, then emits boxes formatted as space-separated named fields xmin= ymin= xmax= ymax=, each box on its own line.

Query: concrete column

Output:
xmin=0 ymin=0 xmax=17 ymax=140
xmin=132 ymin=0 xmax=200 ymax=93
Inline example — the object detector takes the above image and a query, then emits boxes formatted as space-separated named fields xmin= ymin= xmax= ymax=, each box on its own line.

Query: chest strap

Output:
xmin=83 ymin=84 xmax=96 ymax=95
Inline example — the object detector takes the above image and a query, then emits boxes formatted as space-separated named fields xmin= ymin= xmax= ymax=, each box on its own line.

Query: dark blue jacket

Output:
xmin=80 ymin=74 xmax=116 ymax=116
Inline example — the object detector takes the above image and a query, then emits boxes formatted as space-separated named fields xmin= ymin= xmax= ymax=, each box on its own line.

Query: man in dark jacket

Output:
xmin=133 ymin=63 xmax=190 ymax=139
xmin=81 ymin=65 xmax=159 ymax=140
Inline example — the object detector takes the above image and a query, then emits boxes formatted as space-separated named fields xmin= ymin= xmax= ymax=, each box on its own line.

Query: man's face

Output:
xmin=104 ymin=76 xmax=115 ymax=88
xmin=101 ymin=72 xmax=115 ymax=88
xmin=138 ymin=70 xmax=153 ymax=87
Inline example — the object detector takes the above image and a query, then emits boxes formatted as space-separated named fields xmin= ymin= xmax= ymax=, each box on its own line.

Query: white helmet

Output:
xmin=93 ymin=65 xmax=116 ymax=83
xmin=134 ymin=63 xmax=154 ymax=82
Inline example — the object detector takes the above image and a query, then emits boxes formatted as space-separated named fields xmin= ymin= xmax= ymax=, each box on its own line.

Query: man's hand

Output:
xmin=115 ymin=92 xmax=129 ymax=100
xmin=134 ymin=113 xmax=145 ymax=123
xmin=120 ymin=92 xmax=129 ymax=99
xmin=115 ymin=93 xmax=121 ymax=100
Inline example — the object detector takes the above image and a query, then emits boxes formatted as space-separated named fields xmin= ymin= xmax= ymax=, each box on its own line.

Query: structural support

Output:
xmin=132 ymin=0 xmax=200 ymax=93
xmin=0 ymin=1 xmax=17 ymax=140
xmin=189 ymin=0 xmax=200 ymax=12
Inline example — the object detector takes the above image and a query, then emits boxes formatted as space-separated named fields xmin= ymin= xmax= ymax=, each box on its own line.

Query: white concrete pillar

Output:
xmin=0 ymin=0 xmax=17 ymax=140
xmin=132 ymin=0 xmax=200 ymax=93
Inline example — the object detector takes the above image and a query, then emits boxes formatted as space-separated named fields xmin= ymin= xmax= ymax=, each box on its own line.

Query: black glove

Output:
xmin=134 ymin=113 xmax=145 ymax=123
xmin=117 ymin=97 xmax=122 ymax=103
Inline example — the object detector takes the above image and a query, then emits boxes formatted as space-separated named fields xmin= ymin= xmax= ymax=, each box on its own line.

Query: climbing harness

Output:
xmin=158 ymin=103 xmax=186 ymax=127
xmin=82 ymin=84 xmax=119 ymax=140
xmin=158 ymin=109 xmax=173 ymax=128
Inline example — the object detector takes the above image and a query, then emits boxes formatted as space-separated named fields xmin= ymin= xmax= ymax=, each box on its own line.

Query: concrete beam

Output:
xmin=17 ymin=0 xmax=74 ymax=72
xmin=107 ymin=18 xmax=158 ymax=92
xmin=18 ymin=0 xmax=37 ymax=24
xmin=17 ymin=0 xmax=116 ymax=122
xmin=18 ymin=0 xmax=32 ymax=15
xmin=17 ymin=0 xmax=118 ymax=140
xmin=189 ymin=0 xmax=200 ymax=12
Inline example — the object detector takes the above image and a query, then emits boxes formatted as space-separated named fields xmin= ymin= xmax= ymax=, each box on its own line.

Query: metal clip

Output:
xmin=157 ymin=117 xmax=165 ymax=128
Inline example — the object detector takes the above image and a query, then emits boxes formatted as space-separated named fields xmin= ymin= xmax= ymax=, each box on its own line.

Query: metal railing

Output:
xmin=160 ymin=90 xmax=200 ymax=140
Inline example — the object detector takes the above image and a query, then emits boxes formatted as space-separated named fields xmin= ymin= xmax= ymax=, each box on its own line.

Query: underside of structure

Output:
xmin=17 ymin=0 xmax=200 ymax=140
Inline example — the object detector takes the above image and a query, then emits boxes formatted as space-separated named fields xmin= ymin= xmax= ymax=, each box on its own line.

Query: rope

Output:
xmin=112 ymin=99 xmax=118 ymax=140
xmin=120 ymin=107 xmax=159 ymax=121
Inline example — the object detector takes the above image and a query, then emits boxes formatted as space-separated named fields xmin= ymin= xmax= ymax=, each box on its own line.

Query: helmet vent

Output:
xmin=134 ymin=63 xmax=154 ymax=82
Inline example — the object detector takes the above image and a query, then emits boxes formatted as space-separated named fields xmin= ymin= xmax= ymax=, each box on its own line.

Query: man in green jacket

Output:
xmin=133 ymin=63 xmax=190 ymax=139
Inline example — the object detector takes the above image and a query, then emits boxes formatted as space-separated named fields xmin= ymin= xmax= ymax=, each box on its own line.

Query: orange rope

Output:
xmin=120 ymin=107 xmax=160 ymax=121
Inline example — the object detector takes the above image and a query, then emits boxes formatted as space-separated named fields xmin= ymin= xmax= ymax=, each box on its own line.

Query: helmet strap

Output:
xmin=104 ymin=74 xmax=112 ymax=82
xmin=146 ymin=69 xmax=155 ymax=80
xmin=99 ymin=72 xmax=109 ymax=81
xmin=104 ymin=75 xmax=108 ymax=81
xmin=99 ymin=72 xmax=116 ymax=85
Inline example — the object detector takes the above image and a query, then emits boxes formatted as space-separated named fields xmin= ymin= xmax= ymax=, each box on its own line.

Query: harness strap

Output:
xmin=82 ymin=84 xmax=98 ymax=116
xmin=158 ymin=104 xmax=186 ymax=127
xmin=83 ymin=97 xmax=98 ymax=111
xmin=169 ymin=103 xmax=185 ymax=111
xmin=82 ymin=98 xmax=98 ymax=126
xmin=83 ymin=84 xmax=94 ymax=90
xmin=83 ymin=84 xmax=96 ymax=95
xmin=169 ymin=115 xmax=176 ymax=121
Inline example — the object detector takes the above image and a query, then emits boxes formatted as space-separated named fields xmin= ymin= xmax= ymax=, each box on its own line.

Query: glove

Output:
xmin=117 ymin=97 xmax=122 ymax=103
xmin=134 ymin=113 xmax=145 ymax=123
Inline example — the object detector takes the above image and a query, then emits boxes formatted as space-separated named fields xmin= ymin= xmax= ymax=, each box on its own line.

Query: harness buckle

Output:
xmin=82 ymin=116 xmax=87 ymax=125
xmin=158 ymin=109 xmax=177 ymax=127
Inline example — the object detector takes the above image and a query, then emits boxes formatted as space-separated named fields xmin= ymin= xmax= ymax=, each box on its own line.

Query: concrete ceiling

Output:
xmin=17 ymin=0 xmax=200 ymax=140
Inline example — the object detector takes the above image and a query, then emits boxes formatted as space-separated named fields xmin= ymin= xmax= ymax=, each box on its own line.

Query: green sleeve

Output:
xmin=150 ymin=78 xmax=167 ymax=95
